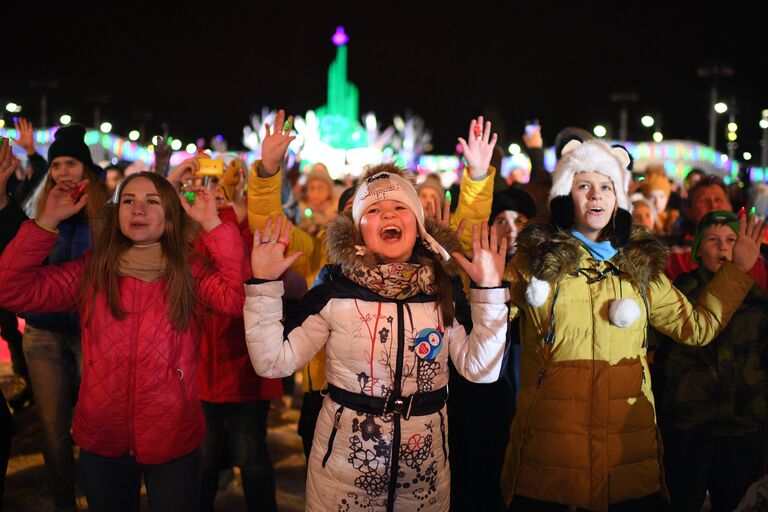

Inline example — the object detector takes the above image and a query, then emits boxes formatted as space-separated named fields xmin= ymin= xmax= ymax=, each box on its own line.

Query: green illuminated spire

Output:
xmin=316 ymin=26 xmax=367 ymax=150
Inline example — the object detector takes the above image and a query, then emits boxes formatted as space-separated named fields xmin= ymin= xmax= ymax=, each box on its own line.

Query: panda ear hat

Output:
xmin=548 ymin=139 xmax=633 ymax=211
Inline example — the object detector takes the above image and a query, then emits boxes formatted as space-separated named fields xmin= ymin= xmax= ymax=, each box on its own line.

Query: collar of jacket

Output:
xmin=324 ymin=213 xmax=462 ymax=276
xmin=517 ymin=223 xmax=667 ymax=291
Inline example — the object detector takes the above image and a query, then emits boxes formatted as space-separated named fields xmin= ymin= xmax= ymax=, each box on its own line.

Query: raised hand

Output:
xmin=11 ymin=117 xmax=36 ymax=156
xmin=167 ymin=157 xmax=200 ymax=188
xmin=180 ymin=185 xmax=221 ymax=232
xmin=522 ymin=124 xmax=543 ymax=149
xmin=37 ymin=181 xmax=89 ymax=229
xmin=425 ymin=196 xmax=451 ymax=228
xmin=251 ymin=215 xmax=302 ymax=280
xmin=153 ymin=136 xmax=172 ymax=175
xmin=259 ymin=109 xmax=296 ymax=177
xmin=457 ymin=116 xmax=498 ymax=179
xmin=451 ymin=223 xmax=507 ymax=287
xmin=732 ymin=212 xmax=766 ymax=274
xmin=0 ymin=137 xmax=21 ymax=209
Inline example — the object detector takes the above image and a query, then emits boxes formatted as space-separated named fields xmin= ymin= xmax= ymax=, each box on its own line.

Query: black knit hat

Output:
xmin=337 ymin=185 xmax=357 ymax=213
xmin=47 ymin=125 xmax=96 ymax=172
xmin=489 ymin=187 xmax=537 ymax=223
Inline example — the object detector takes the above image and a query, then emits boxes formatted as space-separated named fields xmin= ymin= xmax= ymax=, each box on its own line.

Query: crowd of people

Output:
xmin=0 ymin=111 xmax=766 ymax=511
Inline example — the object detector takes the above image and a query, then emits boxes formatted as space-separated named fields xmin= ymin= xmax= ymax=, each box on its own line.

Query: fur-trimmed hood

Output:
xmin=517 ymin=223 xmax=667 ymax=291
xmin=325 ymin=213 xmax=462 ymax=276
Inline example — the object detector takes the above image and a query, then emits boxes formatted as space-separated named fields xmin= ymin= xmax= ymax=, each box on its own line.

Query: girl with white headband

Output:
xmin=244 ymin=163 xmax=510 ymax=511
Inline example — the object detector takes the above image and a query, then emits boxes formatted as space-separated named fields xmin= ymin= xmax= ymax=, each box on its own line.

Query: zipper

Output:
xmin=437 ymin=409 xmax=448 ymax=466
xmin=536 ymin=368 xmax=546 ymax=388
xmin=322 ymin=405 xmax=344 ymax=468
xmin=385 ymin=302 xmax=406 ymax=512
xmin=586 ymin=275 xmax=595 ymax=504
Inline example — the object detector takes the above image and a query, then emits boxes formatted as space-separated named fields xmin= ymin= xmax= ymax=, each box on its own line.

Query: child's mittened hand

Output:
xmin=251 ymin=215 xmax=302 ymax=280
xmin=732 ymin=212 xmax=766 ymax=274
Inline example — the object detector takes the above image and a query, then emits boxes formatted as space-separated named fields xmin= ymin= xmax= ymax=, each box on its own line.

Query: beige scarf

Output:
xmin=117 ymin=243 xmax=166 ymax=282
xmin=342 ymin=262 xmax=436 ymax=299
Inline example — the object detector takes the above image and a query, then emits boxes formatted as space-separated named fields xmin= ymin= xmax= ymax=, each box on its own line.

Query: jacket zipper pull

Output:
xmin=333 ymin=408 xmax=343 ymax=430
xmin=537 ymin=368 xmax=546 ymax=388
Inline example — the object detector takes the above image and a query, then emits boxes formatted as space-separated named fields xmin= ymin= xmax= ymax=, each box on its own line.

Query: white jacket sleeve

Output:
xmin=244 ymin=280 xmax=330 ymax=378
xmin=448 ymin=287 xmax=510 ymax=383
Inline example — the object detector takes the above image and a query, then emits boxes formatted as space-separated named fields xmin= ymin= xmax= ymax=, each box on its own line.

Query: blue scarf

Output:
xmin=571 ymin=230 xmax=618 ymax=261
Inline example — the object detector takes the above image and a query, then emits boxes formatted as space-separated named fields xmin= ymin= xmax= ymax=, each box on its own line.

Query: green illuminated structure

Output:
xmin=316 ymin=26 xmax=368 ymax=149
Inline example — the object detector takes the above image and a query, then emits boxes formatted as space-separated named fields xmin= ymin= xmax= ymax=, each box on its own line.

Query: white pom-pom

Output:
xmin=608 ymin=298 xmax=641 ymax=328
xmin=525 ymin=277 xmax=550 ymax=307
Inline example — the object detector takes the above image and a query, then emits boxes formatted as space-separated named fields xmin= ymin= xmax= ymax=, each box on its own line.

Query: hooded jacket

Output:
xmin=246 ymin=164 xmax=496 ymax=395
xmin=244 ymin=213 xmax=510 ymax=512
xmin=499 ymin=225 xmax=754 ymax=510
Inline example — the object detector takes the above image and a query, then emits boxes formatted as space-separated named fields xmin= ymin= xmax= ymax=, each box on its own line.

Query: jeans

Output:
xmin=22 ymin=325 xmax=81 ymax=508
xmin=200 ymin=401 xmax=276 ymax=512
xmin=80 ymin=448 xmax=200 ymax=512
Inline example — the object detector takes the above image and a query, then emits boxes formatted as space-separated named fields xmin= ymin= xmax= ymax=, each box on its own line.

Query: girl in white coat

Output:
xmin=245 ymin=159 xmax=510 ymax=511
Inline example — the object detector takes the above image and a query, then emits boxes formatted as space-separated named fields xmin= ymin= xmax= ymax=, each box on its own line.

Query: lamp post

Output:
xmin=697 ymin=64 xmax=734 ymax=149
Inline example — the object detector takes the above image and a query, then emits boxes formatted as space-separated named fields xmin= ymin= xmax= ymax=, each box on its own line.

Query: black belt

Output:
xmin=327 ymin=384 xmax=447 ymax=420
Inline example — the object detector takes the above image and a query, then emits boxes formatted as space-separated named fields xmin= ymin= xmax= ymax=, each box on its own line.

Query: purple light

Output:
xmin=331 ymin=26 xmax=349 ymax=46
xmin=215 ymin=134 xmax=223 ymax=141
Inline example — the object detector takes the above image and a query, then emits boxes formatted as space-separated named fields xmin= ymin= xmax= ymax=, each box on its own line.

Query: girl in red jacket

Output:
xmin=0 ymin=171 xmax=247 ymax=511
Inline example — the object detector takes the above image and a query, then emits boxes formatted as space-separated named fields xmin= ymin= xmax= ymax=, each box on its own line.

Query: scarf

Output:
xmin=571 ymin=230 xmax=618 ymax=261
xmin=117 ymin=242 xmax=166 ymax=282
xmin=342 ymin=261 xmax=436 ymax=299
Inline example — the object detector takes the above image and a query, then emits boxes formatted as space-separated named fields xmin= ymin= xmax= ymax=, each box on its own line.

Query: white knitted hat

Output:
xmin=352 ymin=171 xmax=451 ymax=261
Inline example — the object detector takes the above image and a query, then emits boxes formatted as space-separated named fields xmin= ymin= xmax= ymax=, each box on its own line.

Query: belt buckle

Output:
xmin=390 ymin=395 xmax=414 ymax=420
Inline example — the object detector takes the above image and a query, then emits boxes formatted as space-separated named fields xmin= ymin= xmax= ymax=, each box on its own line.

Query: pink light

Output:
xmin=332 ymin=26 xmax=349 ymax=46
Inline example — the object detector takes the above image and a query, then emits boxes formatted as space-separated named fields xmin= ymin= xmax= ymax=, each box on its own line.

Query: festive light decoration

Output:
xmin=315 ymin=27 xmax=367 ymax=150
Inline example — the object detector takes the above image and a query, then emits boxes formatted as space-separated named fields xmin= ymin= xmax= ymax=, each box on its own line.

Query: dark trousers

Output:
xmin=200 ymin=401 xmax=276 ymax=512
xmin=80 ymin=448 xmax=200 ymax=512
xmin=509 ymin=493 xmax=667 ymax=511
xmin=22 ymin=325 xmax=80 ymax=508
xmin=447 ymin=363 xmax=515 ymax=512
xmin=662 ymin=424 xmax=766 ymax=512
xmin=297 ymin=390 xmax=324 ymax=460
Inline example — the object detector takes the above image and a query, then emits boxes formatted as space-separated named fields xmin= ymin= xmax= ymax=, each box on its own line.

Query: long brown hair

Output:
xmin=85 ymin=172 xmax=200 ymax=331
xmin=35 ymin=163 xmax=108 ymax=222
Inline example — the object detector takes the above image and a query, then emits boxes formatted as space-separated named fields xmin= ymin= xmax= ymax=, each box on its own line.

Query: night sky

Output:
xmin=3 ymin=3 xmax=767 ymax=158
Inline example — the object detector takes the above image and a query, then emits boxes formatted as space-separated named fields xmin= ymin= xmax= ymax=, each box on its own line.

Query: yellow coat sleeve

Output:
xmin=451 ymin=166 xmax=495 ymax=254
xmin=247 ymin=161 xmax=328 ymax=392
xmin=648 ymin=260 xmax=753 ymax=346
xmin=246 ymin=162 xmax=327 ymax=288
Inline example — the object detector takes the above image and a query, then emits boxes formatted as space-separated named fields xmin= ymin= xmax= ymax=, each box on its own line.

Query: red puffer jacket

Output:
xmin=197 ymin=208 xmax=283 ymax=403
xmin=0 ymin=220 xmax=247 ymax=464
